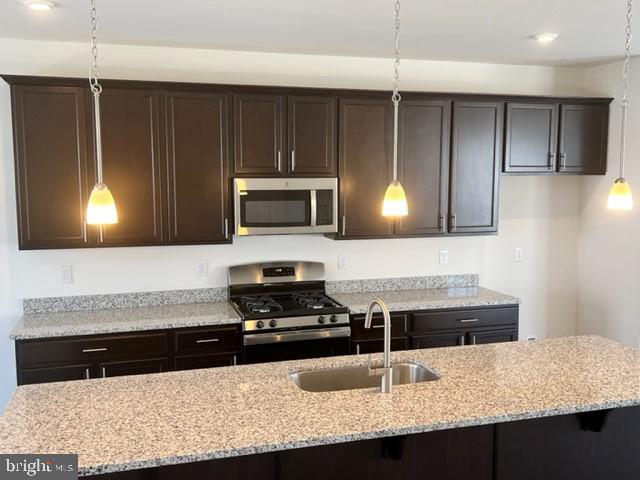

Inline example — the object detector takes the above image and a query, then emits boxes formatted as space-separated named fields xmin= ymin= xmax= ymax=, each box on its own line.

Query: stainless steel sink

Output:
xmin=289 ymin=362 xmax=440 ymax=393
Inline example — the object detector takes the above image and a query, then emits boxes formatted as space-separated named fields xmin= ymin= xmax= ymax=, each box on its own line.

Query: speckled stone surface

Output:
xmin=326 ymin=274 xmax=479 ymax=294
xmin=333 ymin=286 xmax=520 ymax=314
xmin=0 ymin=336 xmax=638 ymax=476
xmin=23 ymin=287 xmax=228 ymax=314
xmin=10 ymin=302 xmax=241 ymax=340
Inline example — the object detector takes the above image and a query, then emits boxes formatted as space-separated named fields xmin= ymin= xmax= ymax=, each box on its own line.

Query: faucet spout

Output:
xmin=364 ymin=298 xmax=393 ymax=393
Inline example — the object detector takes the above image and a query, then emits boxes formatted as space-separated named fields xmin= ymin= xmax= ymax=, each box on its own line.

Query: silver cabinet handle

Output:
xmin=196 ymin=338 xmax=220 ymax=344
xmin=372 ymin=324 xmax=385 ymax=329
xmin=232 ymin=355 xmax=237 ymax=366
xmin=84 ymin=368 xmax=90 ymax=380
xmin=277 ymin=151 xmax=282 ymax=172
xmin=342 ymin=215 xmax=346 ymax=236
xmin=458 ymin=318 xmax=480 ymax=323
xmin=459 ymin=335 xmax=466 ymax=346
xmin=224 ymin=218 xmax=229 ymax=239
xmin=82 ymin=347 xmax=107 ymax=353
xmin=310 ymin=190 xmax=317 ymax=226
xmin=291 ymin=150 xmax=296 ymax=172
xmin=471 ymin=335 xmax=477 ymax=345
xmin=356 ymin=344 xmax=360 ymax=355
xmin=101 ymin=367 xmax=106 ymax=378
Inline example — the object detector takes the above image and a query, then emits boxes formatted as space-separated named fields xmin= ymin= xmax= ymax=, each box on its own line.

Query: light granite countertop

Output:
xmin=10 ymin=302 xmax=241 ymax=340
xmin=0 ymin=335 xmax=638 ymax=476
xmin=332 ymin=286 xmax=520 ymax=314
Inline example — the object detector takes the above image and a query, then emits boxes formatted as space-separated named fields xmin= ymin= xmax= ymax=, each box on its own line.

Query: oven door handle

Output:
xmin=243 ymin=327 xmax=351 ymax=346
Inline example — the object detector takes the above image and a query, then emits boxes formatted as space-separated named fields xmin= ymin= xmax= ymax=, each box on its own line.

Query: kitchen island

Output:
xmin=1 ymin=336 xmax=639 ymax=479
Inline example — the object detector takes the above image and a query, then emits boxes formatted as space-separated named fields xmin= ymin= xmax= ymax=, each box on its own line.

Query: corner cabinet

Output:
xmin=233 ymin=92 xmax=337 ymax=177
xmin=504 ymin=101 xmax=609 ymax=175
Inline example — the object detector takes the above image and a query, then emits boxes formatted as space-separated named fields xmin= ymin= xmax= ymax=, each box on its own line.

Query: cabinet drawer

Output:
xmin=98 ymin=358 xmax=169 ymax=378
xmin=174 ymin=326 xmax=240 ymax=353
xmin=18 ymin=363 xmax=92 ymax=385
xmin=18 ymin=332 xmax=169 ymax=367
xmin=411 ymin=307 xmax=518 ymax=333
xmin=352 ymin=338 xmax=409 ymax=355
xmin=350 ymin=313 xmax=408 ymax=341
xmin=175 ymin=353 xmax=238 ymax=371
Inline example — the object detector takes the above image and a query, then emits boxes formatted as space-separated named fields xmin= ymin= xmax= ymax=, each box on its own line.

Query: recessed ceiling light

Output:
xmin=24 ymin=0 xmax=56 ymax=11
xmin=533 ymin=33 xmax=559 ymax=44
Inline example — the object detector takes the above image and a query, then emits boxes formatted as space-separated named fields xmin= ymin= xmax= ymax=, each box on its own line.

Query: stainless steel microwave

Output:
xmin=233 ymin=178 xmax=338 ymax=236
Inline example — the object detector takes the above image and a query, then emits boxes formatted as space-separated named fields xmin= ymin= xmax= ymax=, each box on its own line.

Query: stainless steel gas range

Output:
xmin=228 ymin=261 xmax=350 ymax=363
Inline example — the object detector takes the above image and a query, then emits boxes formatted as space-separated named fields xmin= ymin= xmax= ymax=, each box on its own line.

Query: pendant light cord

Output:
xmin=620 ymin=0 xmax=633 ymax=180
xmin=391 ymin=0 xmax=401 ymax=183
xmin=89 ymin=0 xmax=104 ymax=185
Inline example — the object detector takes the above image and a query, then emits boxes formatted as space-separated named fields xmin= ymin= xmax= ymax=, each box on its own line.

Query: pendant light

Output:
xmin=608 ymin=0 xmax=634 ymax=211
xmin=382 ymin=0 xmax=409 ymax=217
xmin=86 ymin=0 xmax=118 ymax=225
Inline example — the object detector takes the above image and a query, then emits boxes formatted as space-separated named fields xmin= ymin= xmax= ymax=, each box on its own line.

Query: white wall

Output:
xmin=576 ymin=58 xmax=640 ymax=348
xmin=0 ymin=39 xmax=588 ymax=409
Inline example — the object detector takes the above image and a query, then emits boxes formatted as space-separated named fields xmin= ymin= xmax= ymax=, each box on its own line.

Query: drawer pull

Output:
xmin=356 ymin=344 xmax=360 ymax=355
xmin=372 ymin=325 xmax=385 ymax=329
xmin=458 ymin=318 xmax=480 ymax=323
xmin=196 ymin=338 xmax=220 ymax=344
xmin=459 ymin=335 xmax=466 ymax=346
xmin=82 ymin=347 xmax=108 ymax=353
xmin=470 ymin=335 xmax=477 ymax=345
xmin=84 ymin=368 xmax=90 ymax=380
xmin=101 ymin=367 xmax=106 ymax=378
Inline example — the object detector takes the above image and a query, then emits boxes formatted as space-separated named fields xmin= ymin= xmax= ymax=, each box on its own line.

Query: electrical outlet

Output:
xmin=526 ymin=335 xmax=537 ymax=342
xmin=439 ymin=250 xmax=449 ymax=265
xmin=59 ymin=265 xmax=73 ymax=284
xmin=195 ymin=259 xmax=209 ymax=277
xmin=514 ymin=247 xmax=525 ymax=263
xmin=337 ymin=254 xmax=349 ymax=270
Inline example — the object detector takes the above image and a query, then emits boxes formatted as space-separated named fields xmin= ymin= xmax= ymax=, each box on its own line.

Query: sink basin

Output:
xmin=289 ymin=362 xmax=440 ymax=392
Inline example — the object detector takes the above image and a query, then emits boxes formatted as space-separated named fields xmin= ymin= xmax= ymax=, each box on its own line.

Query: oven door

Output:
xmin=234 ymin=178 xmax=337 ymax=235
xmin=242 ymin=327 xmax=351 ymax=364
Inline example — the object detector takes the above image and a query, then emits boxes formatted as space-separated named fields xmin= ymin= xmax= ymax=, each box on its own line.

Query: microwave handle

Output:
xmin=310 ymin=190 xmax=317 ymax=226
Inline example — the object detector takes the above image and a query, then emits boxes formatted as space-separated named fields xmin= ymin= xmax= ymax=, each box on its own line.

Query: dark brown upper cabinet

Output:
xmin=558 ymin=104 xmax=608 ymax=174
xmin=504 ymin=103 xmax=558 ymax=173
xmin=233 ymin=93 xmax=284 ymax=175
xmin=503 ymin=101 xmax=609 ymax=175
xmin=165 ymin=91 xmax=231 ymax=244
xmin=449 ymin=101 xmax=503 ymax=234
xmin=338 ymin=98 xmax=393 ymax=238
xmin=233 ymin=93 xmax=336 ymax=177
xmin=92 ymin=87 xmax=165 ymax=246
xmin=395 ymin=99 xmax=451 ymax=236
xmin=11 ymin=85 xmax=92 ymax=249
xmin=287 ymin=95 xmax=337 ymax=176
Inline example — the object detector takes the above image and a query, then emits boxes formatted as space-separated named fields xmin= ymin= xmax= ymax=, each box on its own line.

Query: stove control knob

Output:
xmin=269 ymin=319 xmax=278 ymax=328
xmin=318 ymin=315 xmax=326 ymax=324
xmin=256 ymin=320 xmax=265 ymax=329
xmin=330 ymin=315 xmax=339 ymax=323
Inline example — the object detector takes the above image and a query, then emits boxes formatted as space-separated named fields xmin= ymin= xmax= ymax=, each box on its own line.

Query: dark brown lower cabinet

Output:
xmin=174 ymin=353 xmax=237 ymax=371
xmin=98 ymin=358 xmax=169 ymax=378
xmin=353 ymin=337 xmax=409 ymax=355
xmin=18 ymin=363 xmax=92 ymax=385
xmin=412 ymin=331 xmax=466 ymax=349
xmin=84 ymin=407 xmax=640 ymax=480
xmin=469 ymin=328 xmax=518 ymax=345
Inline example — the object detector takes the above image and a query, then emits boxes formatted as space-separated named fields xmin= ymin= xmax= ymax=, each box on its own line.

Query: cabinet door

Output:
xmin=11 ymin=85 xmax=92 ymax=249
xmin=287 ymin=95 xmax=336 ymax=176
xmin=92 ymin=88 xmax=165 ymax=246
xmin=353 ymin=338 xmax=409 ymax=355
xmin=338 ymin=98 xmax=393 ymax=238
xmin=468 ymin=328 xmax=518 ymax=345
xmin=174 ymin=353 xmax=237 ymax=371
xmin=395 ymin=100 xmax=450 ymax=236
xmin=412 ymin=332 xmax=466 ymax=349
xmin=449 ymin=101 xmax=503 ymax=234
xmin=98 ymin=357 xmax=169 ymax=378
xmin=166 ymin=91 xmax=230 ymax=244
xmin=504 ymin=103 xmax=558 ymax=173
xmin=558 ymin=104 xmax=608 ymax=174
xmin=233 ymin=93 xmax=284 ymax=175
xmin=18 ymin=364 xmax=92 ymax=385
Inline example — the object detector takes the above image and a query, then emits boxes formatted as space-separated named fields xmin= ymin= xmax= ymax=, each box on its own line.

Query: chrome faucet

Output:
xmin=364 ymin=298 xmax=393 ymax=393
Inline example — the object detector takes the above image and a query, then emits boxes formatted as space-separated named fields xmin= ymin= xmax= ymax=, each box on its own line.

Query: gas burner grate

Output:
xmin=292 ymin=292 xmax=339 ymax=310
xmin=240 ymin=295 xmax=284 ymax=314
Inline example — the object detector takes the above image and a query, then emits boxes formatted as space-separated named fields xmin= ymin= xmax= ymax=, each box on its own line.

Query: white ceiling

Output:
xmin=1 ymin=0 xmax=636 ymax=66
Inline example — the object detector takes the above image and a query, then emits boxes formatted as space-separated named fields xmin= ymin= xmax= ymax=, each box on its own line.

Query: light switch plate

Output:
xmin=195 ymin=259 xmax=209 ymax=277
xmin=59 ymin=265 xmax=73 ymax=284
xmin=514 ymin=247 xmax=525 ymax=263
xmin=439 ymin=250 xmax=449 ymax=265
xmin=338 ymin=254 xmax=349 ymax=270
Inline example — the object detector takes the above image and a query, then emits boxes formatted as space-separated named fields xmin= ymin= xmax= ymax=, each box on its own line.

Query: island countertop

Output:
xmin=1 ymin=335 xmax=639 ymax=476
xmin=332 ymin=286 xmax=519 ymax=314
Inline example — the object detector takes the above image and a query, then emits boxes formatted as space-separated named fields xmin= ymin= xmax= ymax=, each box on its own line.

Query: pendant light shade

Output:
xmin=85 ymin=0 xmax=118 ymax=226
xmin=382 ymin=0 xmax=409 ymax=218
xmin=87 ymin=183 xmax=118 ymax=224
xmin=382 ymin=180 xmax=408 ymax=216
xmin=607 ymin=178 xmax=633 ymax=210
xmin=608 ymin=0 xmax=634 ymax=212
